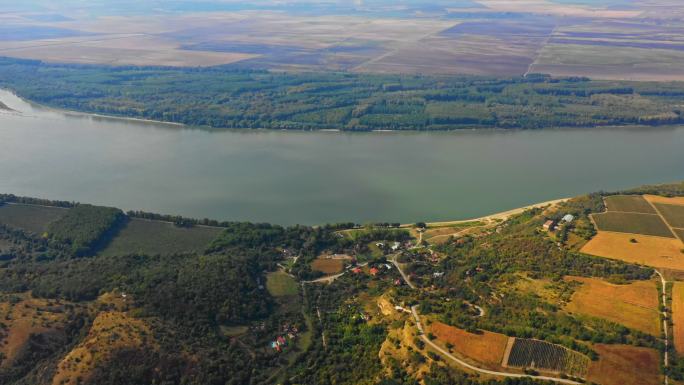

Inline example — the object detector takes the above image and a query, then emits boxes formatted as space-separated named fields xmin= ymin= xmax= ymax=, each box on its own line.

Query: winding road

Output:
xmin=390 ymin=256 xmax=582 ymax=384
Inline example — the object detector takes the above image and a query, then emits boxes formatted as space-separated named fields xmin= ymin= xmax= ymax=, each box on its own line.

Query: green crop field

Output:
xmin=604 ymin=195 xmax=656 ymax=214
xmin=99 ymin=218 xmax=222 ymax=256
xmin=592 ymin=212 xmax=674 ymax=238
xmin=0 ymin=203 xmax=67 ymax=234
xmin=266 ymin=271 xmax=299 ymax=297
xmin=654 ymin=203 xmax=684 ymax=228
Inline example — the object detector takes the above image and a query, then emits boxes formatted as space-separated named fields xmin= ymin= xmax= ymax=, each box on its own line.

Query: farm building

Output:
xmin=562 ymin=214 xmax=575 ymax=223
xmin=543 ymin=220 xmax=556 ymax=231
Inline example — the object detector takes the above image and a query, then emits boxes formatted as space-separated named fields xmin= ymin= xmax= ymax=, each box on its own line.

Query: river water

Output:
xmin=1 ymin=89 xmax=683 ymax=225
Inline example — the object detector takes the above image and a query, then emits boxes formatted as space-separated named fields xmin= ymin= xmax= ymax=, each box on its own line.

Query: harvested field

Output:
xmin=587 ymin=344 xmax=660 ymax=385
xmin=429 ymin=321 xmax=508 ymax=368
xmin=505 ymin=338 xmax=589 ymax=378
xmin=311 ymin=258 xmax=345 ymax=275
xmin=604 ymin=195 xmax=656 ymax=214
xmin=644 ymin=195 xmax=684 ymax=206
xmin=581 ymin=231 xmax=684 ymax=270
xmin=592 ymin=212 xmax=674 ymax=238
xmin=563 ymin=276 xmax=660 ymax=335
xmin=0 ymin=203 xmax=67 ymax=234
xmin=673 ymin=282 xmax=684 ymax=354
xmin=266 ymin=271 xmax=298 ymax=297
xmin=99 ymin=218 xmax=222 ymax=256
xmin=653 ymin=203 xmax=684 ymax=228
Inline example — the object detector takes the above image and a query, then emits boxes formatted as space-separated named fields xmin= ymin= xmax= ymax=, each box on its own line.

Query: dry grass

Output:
xmin=563 ymin=276 xmax=660 ymax=335
xmin=644 ymin=195 xmax=684 ymax=206
xmin=604 ymin=195 xmax=656 ymax=214
xmin=581 ymin=231 xmax=684 ymax=270
xmin=311 ymin=258 xmax=345 ymax=275
xmin=52 ymin=311 xmax=155 ymax=385
xmin=587 ymin=344 xmax=661 ymax=385
xmin=429 ymin=321 xmax=508 ymax=368
xmin=0 ymin=294 xmax=70 ymax=368
xmin=591 ymin=212 xmax=674 ymax=238
xmin=673 ymin=282 xmax=684 ymax=354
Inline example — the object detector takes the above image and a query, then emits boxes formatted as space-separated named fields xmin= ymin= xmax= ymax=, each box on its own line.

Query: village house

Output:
xmin=543 ymin=219 xmax=556 ymax=231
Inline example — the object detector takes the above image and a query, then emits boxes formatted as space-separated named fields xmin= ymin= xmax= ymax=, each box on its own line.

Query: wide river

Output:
xmin=1 ymin=89 xmax=683 ymax=225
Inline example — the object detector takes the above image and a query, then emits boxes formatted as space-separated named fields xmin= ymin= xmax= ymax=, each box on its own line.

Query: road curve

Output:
xmin=410 ymin=305 xmax=582 ymax=385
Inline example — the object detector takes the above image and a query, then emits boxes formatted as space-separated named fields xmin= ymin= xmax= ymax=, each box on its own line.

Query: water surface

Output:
xmin=1 ymin=89 xmax=683 ymax=225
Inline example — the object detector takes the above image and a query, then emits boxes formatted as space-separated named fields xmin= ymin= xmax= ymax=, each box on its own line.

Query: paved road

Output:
xmin=410 ymin=305 xmax=581 ymax=385
xmin=655 ymin=270 xmax=670 ymax=385
xmin=389 ymin=256 xmax=581 ymax=384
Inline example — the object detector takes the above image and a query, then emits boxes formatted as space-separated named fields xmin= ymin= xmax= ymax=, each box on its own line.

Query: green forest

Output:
xmin=1 ymin=57 xmax=684 ymax=131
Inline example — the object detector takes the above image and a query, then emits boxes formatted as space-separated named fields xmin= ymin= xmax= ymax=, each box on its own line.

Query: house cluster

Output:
xmin=542 ymin=214 xmax=574 ymax=232
xmin=270 ymin=324 xmax=299 ymax=353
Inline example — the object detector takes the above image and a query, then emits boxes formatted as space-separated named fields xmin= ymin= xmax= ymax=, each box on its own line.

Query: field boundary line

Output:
xmin=645 ymin=198 xmax=680 ymax=241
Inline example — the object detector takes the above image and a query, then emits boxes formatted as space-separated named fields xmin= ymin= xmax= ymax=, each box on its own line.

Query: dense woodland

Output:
xmin=1 ymin=57 xmax=684 ymax=131
xmin=1 ymin=184 xmax=684 ymax=384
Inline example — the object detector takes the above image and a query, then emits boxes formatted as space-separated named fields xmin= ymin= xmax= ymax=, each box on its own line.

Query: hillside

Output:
xmin=0 ymin=183 xmax=683 ymax=384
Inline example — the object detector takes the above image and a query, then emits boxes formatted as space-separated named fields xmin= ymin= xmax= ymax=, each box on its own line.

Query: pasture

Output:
xmin=581 ymin=231 xmax=684 ymax=270
xmin=266 ymin=271 xmax=298 ymax=297
xmin=505 ymin=338 xmax=589 ymax=378
xmin=653 ymin=203 xmax=684 ymax=228
xmin=311 ymin=258 xmax=345 ymax=275
xmin=591 ymin=212 xmax=674 ymax=238
xmin=99 ymin=218 xmax=222 ymax=256
xmin=586 ymin=344 xmax=660 ymax=385
xmin=429 ymin=321 xmax=508 ymax=368
xmin=563 ymin=276 xmax=660 ymax=335
xmin=0 ymin=203 xmax=67 ymax=234
xmin=604 ymin=195 xmax=656 ymax=214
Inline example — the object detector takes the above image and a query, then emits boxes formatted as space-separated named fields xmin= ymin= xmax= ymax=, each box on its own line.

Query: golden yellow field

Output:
xmin=581 ymin=231 xmax=684 ymax=270
xmin=587 ymin=344 xmax=661 ymax=385
xmin=673 ymin=282 xmax=684 ymax=354
xmin=644 ymin=194 xmax=684 ymax=206
xmin=564 ymin=276 xmax=660 ymax=335
xmin=429 ymin=321 xmax=508 ymax=368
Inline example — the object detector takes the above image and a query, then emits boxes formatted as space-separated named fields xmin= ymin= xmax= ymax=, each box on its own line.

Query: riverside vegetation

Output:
xmin=1 ymin=57 xmax=684 ymax=131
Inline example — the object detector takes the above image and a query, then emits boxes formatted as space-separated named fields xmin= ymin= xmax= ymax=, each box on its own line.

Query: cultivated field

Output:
xmin=505 ymin=338 xmax=589 ymax=378
xmin=99 ymin=218 xmax=222 ymax=256
xmin=581 ymin=231 xmax=684 ymax=270
xmin=429 ymin=321 xmax=508 ymax=368
xmin=266 ymin=271 xmax=299 ymax=297
xmin=563 ymin=276 xmax=660 ymax=335
xmin=586 ymin=344 xmax=661 ymax=385
xmin=653 ymin=203 xmax=684 ymax=229
xmin=0 ymin=203 xmax=67 ymax=234
xmin=673 ymin=282 xmax=684 ymax=354
xmin=644 ymin=195 xmax=684 ymax=206
xmin=604 ymin=195 xmax=656 ymax=214
xmin=591 ymin=212 xmax=674 ymax=238
xmin=311 ymin=258 xmax=345 ymax=275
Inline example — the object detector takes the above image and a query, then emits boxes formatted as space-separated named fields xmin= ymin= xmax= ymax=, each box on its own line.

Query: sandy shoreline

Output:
xmin=417 ymin=197 xmax=570 ymax=228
